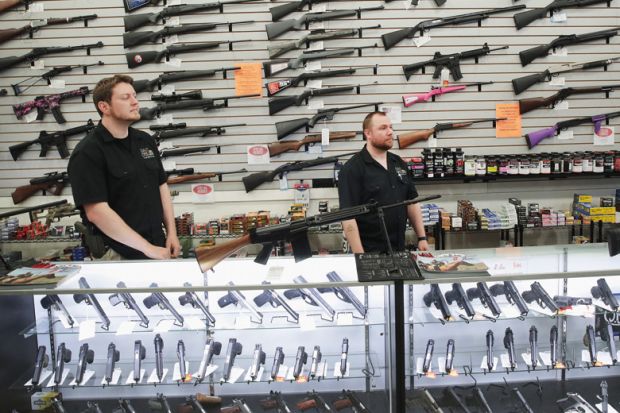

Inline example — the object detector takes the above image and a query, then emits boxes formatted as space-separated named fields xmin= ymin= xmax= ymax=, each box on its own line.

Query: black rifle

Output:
xmin=154 ymin=334 xmax=164 ymax=382
xmin=249 ymin=344 xmax=266 ymax=380
xmin=196 ymin=339 xmax=222 ymax=382
xmin=123 ymin=20 xmax=253 ymax=48
xmin=275 ymin=102 xmax=381 ymax=139
xmin=105 ymin=342 xmax=120 ymax=384
xmin=54 ymin=343 xmax=72 ymax=385
xmin=177 ymin=340 xmax=188 ymax=381
xmin=153 ymin=123 xmax=246 ymax=142
xmin=423 ymin=283 xmax=452 ymax=321
xmin=260 ymin=391 xmax=293 ymax=412
xmin=550 ymin=325 xmax=559 ymax=368
xmin=75 ymin=343 xmax=94 ymax=385
xmin=143 ymin=283 xmax=185 ymax=326
xmin=40 ymin=294 xmax=75 ymax=327
xmin=178 ymin=283 xmax=216 ymax=326
xmin=151 ymin=90 xmax=203 ymax=102
xmin=514 ymin=0 xmax=612 ymax=29
xmin=151 ymin=122 xmax=187 ymax=131
xmin=269 ymin=83 xmax=374 ymax=115
xmin=133 ymin=340 xmax=146 ymax=382
xmin=467 ymin=282 xmax=502 ymax=318
xmin=403 ymin=44 xmax=508 ymax=81
xmin=31 ymin=345 xmax=48 ymax=386
xmin=529 ymin=326 xmax=538 ymax=369
xmin=333 ymin=390 xmax=371 ymax=413
xmin=269 ymin=0 xmax=329 ymax=21
xmin=11 ymin=61 xmax=104 ymax=96
xmin=522 ymin=282 xmax=559 ymax=313
xmin=504 ymin=328 xmax=516 ymax=371
xmin=520 ymin=28 xmax=620 ymax=66
xmin=266 ymin=66 xmax=371 ymax=96
xmin=218 ymin=282 xmax=264 ymax=322
xmin=10 ymin=119 xmax=95 ymax=161
xmin=445 ymin=283 xmax=475 ymax=319
xmin=382 ymin=5 xmax=525 ymax=49
xmin=124 ymin=0 xmax=260 ymax=31
xmin=0 ymin=14 xmax=97 ymax=45
xmin=223 ymin=338 xmax=243 ymax=381
xmin=160 ymin=145 xmax=215 ymax=159
xmin=585 ymin=325 xmax=598 ymax=364
xmin=486 ymin=330 xmax=494 ymax=371
xmin=242 ymin=151 xmax=356 ymax=192
xmin=319 ymin=271 xmax=367 ymax=318
xmin=490 ymin=281 xmax=529 ymax=317
xmin=512 ymin=57 xmax=620 ymax=94
xmin=269 ymin=25 xmax=380 ymax=58
xmin=254 ymin=281 xmax=300 ymax=322
xmin=109 ymin=281 xmax=150 ymax=328
xmin=127 ymin=40 xmax=249 ymax=68
xmin=133 ymin=67 xmax=239 ymax=93
xmin=591 ymin=278 xmax=619 ymax=310
xmin=139 ymin=93 xmax=259 ymax=120
xmin=422 ymin=339 xmax=434 ymax=373
xmin=284 ymin=275 xmax=336 ymax=321
xmin=309 ymin=346 xmax=322 ymax=378
xmin=293 ymin=346 xmax=308 ymax=379
xmin=73 ymin=277 xmax=111 ymax=330
xmin=264 ymin=44 xmax=378 ymax=77
xmin=266 ymin=6 xmax=384 ymax=40
xmin=340 ymin=338 xmax=349 ymax=375
xmin=599 ymin=317 xmax=617 ymax=364
xmin=0 ymin=41 xmax=104 ymax=73
xmin=271 ymin=346 xmax=285 ymax=380
xmin=389 ymin=0 xmax=446 ymax=5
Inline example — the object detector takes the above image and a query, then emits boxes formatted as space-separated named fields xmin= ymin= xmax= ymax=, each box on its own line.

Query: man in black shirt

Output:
xmin=338 ymin=111 xmax=428 ymax=253
xmin=68 ymin=75 xmax=180 ymax=260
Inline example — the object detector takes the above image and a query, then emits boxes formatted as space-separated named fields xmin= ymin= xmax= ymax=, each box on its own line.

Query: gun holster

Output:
xmin=74 ymin=221 xmax=106 ymax=259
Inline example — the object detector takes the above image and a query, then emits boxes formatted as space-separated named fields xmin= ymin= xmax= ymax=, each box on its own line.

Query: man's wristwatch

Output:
xmin=418 ymin=236 xmax=427 ymax=241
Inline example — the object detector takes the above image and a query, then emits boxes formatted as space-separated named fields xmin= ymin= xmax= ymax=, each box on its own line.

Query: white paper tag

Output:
xmin=554 ymin=100 xmax=569 ymax=110
xmin=101 ymin=368 xmax=121 ymax=385
xmin=550 ymin=12 xmax=567 ymax=23
xmin=402 ymin=0 xmax=411 ymax=9
xmin=116 ymin=321 xmax=136 ymax=335
xmin=247 ymin=145 xmax=270 ymax=164
xmin=321 ymin=128 xmax=330 ymax=146
xmin=314 ymin=361 xmax=327 ymax=379
xmin=24 ymin=110 xmax=39 ymax=123
xmin=299 ymin=314 xmax=317 ymax=330
xmin=582 ymin=349 xmax=596 ymax=364
xmin=416 ymin=357 xmax=431 ymax=374
xmin=312 ymin=4 xmax=327 ymax=12
xmin=550 ymin=47 xmax=568 ymax=57
xmin=379 ymin=105 xmax=401 ymax=124
xmin=49 ymin=79 xmax=65 ymax=89
xmin=279 ymin=173 xmax=289 ymax=190
xmin=165 ymin=34 xmax=179 ymax=44
xmin=160 ymin=85 xmax=175 ymax=94
xmin=307 ymin=142 xmax=323 ymax=154
xmin=29 ymin=2 xmax=45 ymax=12
xmin=337 ymin=312 xmax=353 ymax=326
xmin=538 ymin=351 xmax=550 ymax=367
xmin=597 ymin=351 xmax=613 ymax=366
xmin=597 ymin=403 xmax=619 ymax=413
xmin=308 ymin=99 xmax=324 ymax=110
xmin=557 ymin=130 xmax=574 ymax=140
xmin=158 ymin=114 xmax=174 ymax=123
xmin=153 ymin=319 xmax=175 ymax=333
xmin=158 ymin=141 xmax=175 ymax=150
xmin=413 ymin=34 xmax=431 ymax=48
xmin=548 ymin=77 xmax=565 ymax=87
xmin=265 ymin=266 xmax=284 ymax=281
xmin=54 ymin=370 xmax=69 ymax=386
xmin=305 ymin=61 xmax=321 ymax=72
xmin=24 ymin=370 xmax=52 ymax=387
xmin=78 ymin=320 xmax=96 ymax=341
xmin=333 ymin=361 xmax=350 ymax=377
xmin=168 ymin=17 xmax=181 ymax=25
xmin=244 ymin=366 xmax=264 ymax=382
xmin=222 ymin=366 xmax=244 ymax=383
xmin=427 ymin=136 xmax=437 ymax=148
xmin=166 ymin=58 xmax=182 ymax=68
xmin=500 ymin=353 xmax=517 ymax=369
xmin=521 ymin=352 xmax=539 ymax=367
xmin=125 ymin=369 xmax=145 ymax=384
xmin=31 ymin=59 xmax=44 ymax=70
xmin=147 ymin=368 xmax=168 ymax=383
xmin=68 ymin=370 xmax=94 ymax=386
xmin=306 ymin=79 xmax=322 ymax=89
xmin=172 ymin=361 xmax=191 ymax=381
xmin=308 ymin=22 xmax=324 ymax=30
xmin=186 ymin=317 xmax=206 ymax=330
xmin=273 ymin=364 xmax=288 ymax=381
xmin=440 ymin=68 xmax=451 ymax=83
xmin=480 ymin=356 xmax=497 ymax=371
xmin=308 ymin=41 xmax=324 ymax=51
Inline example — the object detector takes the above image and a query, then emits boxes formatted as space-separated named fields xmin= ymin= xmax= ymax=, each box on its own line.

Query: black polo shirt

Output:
xmin=68 ymin=122 xmax=167 ymax=259
xmin=338 ymin=145 xmax=418 ymax=253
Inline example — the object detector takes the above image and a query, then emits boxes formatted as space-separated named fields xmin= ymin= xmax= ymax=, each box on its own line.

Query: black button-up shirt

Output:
xmin=338 ymin=145 xmax=418 ymax=253
xmin=68 ymin=122 xmax=167 ymax=259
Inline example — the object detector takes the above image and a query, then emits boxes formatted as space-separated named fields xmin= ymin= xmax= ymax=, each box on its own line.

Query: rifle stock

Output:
xmin=397 ymin=129 xmax=434 ymax=148
xmin=242 ymin=171 xmax=280 ymax=192
xmin=512 ymin=71 xmax=550 ymax=95
xmin=513 ymin=7 xmax=548 ymax=29
xmin=11 ymin=181 xmax=64 ymax=204
xmin=268 ymin=131 xmax=356 ymax=156
xmin=195 ymin=234 xmax=251 ymax=272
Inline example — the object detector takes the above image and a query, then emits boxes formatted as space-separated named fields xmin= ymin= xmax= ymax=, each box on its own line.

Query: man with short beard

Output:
xmin=338 ymin=111 xmax=428 ymax=253
xmin=68 ymin=74 xmax=181 ymax=260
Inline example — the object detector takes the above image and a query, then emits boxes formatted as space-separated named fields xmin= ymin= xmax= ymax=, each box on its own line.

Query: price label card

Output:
xmin=308 ymin=142 xmax=323 ymax=154
xmin=305 ymin=61 xmax=321 ymax=72
xmin=147 ymin=368 xmax=168 ymax=383
xmin=500 ymin=353 xmax=517 ymax=370
xmin=594 ymin=126 xmax=614 ymax=146
xmin=480 ymin=356 xmax=498 ymax=371
xmin=100 ymin=368 xmax=122 ymax=385
xmin=279 ymin=173 xmax=289 ymax=190
xmin=172 ymin=361 xmax=190 ymax=381
xmin=299 ymin=314 xmax=317 ymax=330
xmin=308 ymin=41 xmax=324 ymax=51
xmin=166 ymin=35 xmax=179 ymax=44
xmin=116 ymin=321 xmax=136 ymax=335
xmin=379 ymin=105 xmax=401 ymax=124
xmin=306 ymin=79 xmax=322 ymax=89
xmin=125 ymin=369 xmax=145 ymax=384
xmin=427 ymin=136 xmax=437 ymax=148
xmin=49 ymin=79 xmax=65 ymax=89
xmin=321 ymin=128 xmax=330 ymax=145
xmin=548 ymin=77 xmax=565 ymax=87
xmin=308 ymin=22 xmax=324 ymax=30
xmin=167 ymin=16 xmax=181 ymax=25
xmin=244 ymin=366 xmax=264 ymax=382
xmin=333 ymin=361 xmax=350 ymax=377
xmin=222 ymin=367 xmax=244 ymax=383
xmin=557 ymin=130 xmax=574 ymax=140
xmin=29 ymin=2 xmax=45 ymax=12
xmin=78 ymin=320 xmax=96 ymax=341
xmin=550 ymin=47 xmax=568 ymax=57
xmin=23 ymin=111 xmax=39 ymax=123
xmin=153 ymin=319 xmax=175 ymax=333
xmin=161 ymin=84 xmax=176 ymax=94
xmin=308 ymin=99 xmax=324 ymax=110
xmin=413 ymin=34 xmax=431 ymax=48
xmin=550 ymin=12 xmax=567 ymax=23
xmin=554 ymin=100 xmax=569 ymax=110
xmin=166 ymin=58 xmax=182 ymax=68
xmin=247 ymin=145 xmax=270 ymax=164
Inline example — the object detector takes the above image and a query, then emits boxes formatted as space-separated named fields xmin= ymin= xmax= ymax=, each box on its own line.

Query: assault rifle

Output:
xmin=127 ymin=40 xmax=249 ymax=68
xmin=382 ymin=5 xmax=525 ymax=49
xmin=269 ymin=83 xmax=375 ymax=115
xmin=268 ymin=25 xmax=380 ymax=58
xmin=13 ymin=86 xmax=90 ymax=124
xmin=0 ymin=14 xmax=97 ymax=45
xmin=397 ymin=117 xmax=505 ymax=148
xmin=11 ymin=61 xmax=104 ymax=96
xmin=123 ymin=20 xmax=253 ymax=48
xmin=32 ymin=203 xmax=79 ymax=227
xmin=152 ymin=123 xmax=246 ymax=141
xmin=0 ymin=41 xmax=104 ymax=73
xmin=524 ymin=110 xmax=620 ymax=149
xmin=139 ymin=93 xmax=259 ymax=120
xmin=9 ymin=119 xmax=95 ymax=160
xmin=402 ymin=81 xmax=493 ymax=107
xmin=403 ymin=44 xmax=509 ymax=81
xmin=124 ymin=0 xmax=260 ymax=31
xmin=11 ymin=171 xmax=68 ymax=204
xmin=519 ymin=28 xmax=620 ymax=66
xmin=242 ymin=151 xmax=356 ymax=192
xmin=264 ymin=44 xmax=378 ymax=77
xmin=519 ymin=84 xmax=620 ymax=114
xmin=275 ymin=102 xmax=381 ymax=139
xmin=268 ymin=131 xmax=357 ymax=156
xmin=133 ymin=67 xmax=239 ymax=93
xmin=512 ymin=57 xmax=620 ymax=95
xmin=266 ymin=66 xmax=372 ymax=96
xmin=195 ymin=194 xmax=439 ymax=272
xmin=266 ymin=6 xmax=384 ymax=40
xmin=167 ymin=168 xmax=247 ymax=185
xmin=514 ymin=0 xmax=612 ymax=30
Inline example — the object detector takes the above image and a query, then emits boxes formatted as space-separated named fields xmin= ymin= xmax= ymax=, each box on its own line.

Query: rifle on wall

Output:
xmin=265 ymin=66 xmax=373 ymax=96
xmin=268 ymin=131 xmax=357 ymax=156
xmin=127 ymin=40 xmax=249 ymax=68
xmin=397 ymin=118 xmax=506 ymax=148
xmin=514 ymin=0 xmax=612 ymax=30
xmin=152 ymin=123 xmax=246 ymax=142
xmin=402 ymin=81 xmax=493 ymax=107
xmin=133 ymin=67 xmax=239 ymax=93
xmin=167 ymin=168 xmax=247 ymax=184
xmin=10 ymin=120 xmax=95 ymax=160
xmin=13 ymin=87 xmax=90 ymax=124
xmin=11 ymin=171 xmax=69 ymax=204
xmin=0 ymin=14 xmax=97 ymax=45
xmin=519 ymin=84 xmax=620 ymax=114
xmin=139 ymin=93 xmax=259 ymax=120
xmin=0 ymin=42 xmax=104 ymax=74
xmin=11 ymin=61 xmax=104 ymax=96
xmin=268 ymin=83 xmax=375 ymax=115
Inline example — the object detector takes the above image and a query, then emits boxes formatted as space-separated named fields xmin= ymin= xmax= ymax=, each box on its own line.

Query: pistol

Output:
xmin=73 ymin=277 xmax=110 ymax=330
xmin=196 ymin=338 xmax=222 ymax=382
xmin=154 ymin=334 xmax=164 ymax=382
xmin=522 ymin=281 xmax=559 ymax=313
xmin=504 ymin=328 xmax=516 ymax=371
xmin=585 ymin=324 xmax=598 ymax=365
xmin=222 ymin=338 xmax=243 ymax=382
xmin=133 ymin=340 xmax=146 ymax=382
xmin=249 ymin=344 xmax=266 ymax=380
xmin=529 ymin=326 xmax=538 ymax=369
xmin=109 ymin=281 xmax=149 ymax=328
xmin=490 ymin=281 xmax=529 ymax=317
xmin=220 ymin=398 xmax=253 ymax=413
xmin=445 ymin=339 xmax=455 ymax=373
xmin=54 ymin=342 xmax=72 ymax=385
xmin=149 ymin=393 xmax=173 ymax=413
xmin=117 ymin=398 xmax=138 ymax=413
xmin=340 ymin=338 xmax=349 ymax=376
xmin=143 ymin=283 xmax=184 ymax=326
xmin=260 ymin=390 xmax=293 ymax=413
xmin=284 ymin=275 xmax=336 ymax=321
xmin=423 ymin=284 xmax=452 ymax=321
xmin=75 ymin=346 xmax=96 ymax=385
xmin=550 ymin=325 xmax=558 ymax=368
xmin=333 ymin=390 xmax=370 ymax=413
xmin=105 ymin=342 xmax=120 ymax=384
xmin=218 ymin=282 xmax=264 ymax=323
xmin=52 ymin=397 xmax=67 ymax=413
xmin=445 ymin=283 xmax=475 ymax=319
xmin=178 ymin=283 xmax=216 ymax=326
xmin=591 ymin=278 xmax=619 ymax=310
xmin=254 ymin=281 xmax=300 ymax=323
xmin=467 ymin=387 xmax=492 ymax=413
xmin=486 ymin=330 xmax=494 ymax=371
xmin=177 ymin=339 xmax=188 ymax=381
xmin=466 ymin=282 xmax=502 ymax=318
xmin=40 ymin=294 xmax=75 ymax=327
xmin=292 ymin=346 xmax=308 ymax=379
xmin=318 ymin=271 xmax=367 ymax=318
xmin=185 ymin=395 xmax=207 ymax=413
xmin=297 ymin=390 xmax=332 ymax=412
xmin=422 ymin=339 xmax=434 ymax=373
xmin=31 ymin=345 xmax=48 ymax=386
xmin=599 ymin=317 xmax=618 ymax=364
xmin=271 ymin=346 xmax=285 ymax=380
xmin=309 ymin=345 xmax=322 ymax=378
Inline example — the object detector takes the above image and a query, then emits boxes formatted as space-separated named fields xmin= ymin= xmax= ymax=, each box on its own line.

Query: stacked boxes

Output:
xmin=421 ymin=203 xmax=441 ymax=226
xmin=573 ymin=194 xmax=616 ymax=224
xmin=457 ymin=200 xmax=477 ymax=230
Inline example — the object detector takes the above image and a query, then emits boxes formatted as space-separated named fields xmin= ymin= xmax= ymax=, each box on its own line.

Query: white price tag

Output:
xmin=299 ymin=314 xmax=317 ymax=330
xmin=308 ymin=41 xmax=324 ymax=51
xmin=172 ymin=361 xmax=191 ymax=381
xmin=235 ymin=314 xmax=252 ymax=329
xmin=244 ymin=366 xmax=264 ymax=382
xmin=158 ymin=141 xmax=175 ymax=150
xmin=222 ymin=367 xmax=244 ymax=383
xmin=101 ymin=368 xmax=122 ymax=385
xmin=166 ymin=58 xmax=182 ymax=68
xmin=521 ymin=352 xmax=539 ymax=367
xmin=166 ymin=35 xmax=179 ymax=44
xmin=147 ymin=368 xmax=168 ymax=383
xmin=557 ymin=130 xmax=574 ymax=140
xmin=500 ymin=353 xmax=517 ymax=370
xmin=186 ymin=317 xmax=206 ymax=330
xmin=279 ymin=173 xmax=289 ymax=190
xmin=68 ymin=370 xmax=94 ymax=386
xmin=379 ymin=105 xmax=401 ymax=124
xmin=78 ymin=320 xmax=96 ymax=341
xmin=116 ymin=321 xmax=136 ymax=335
xmin=480 ymin=356 xmax=497 ymax=371
xmin=336 ymin=312 xmax=353 ymax=325
xmin=550 ymin=47 xmax=568 ymax=57
xmin=308 ymin=22 xmax=324 ymax=30
xmin=24 ymin=371 xmax=52 ymax=387
xmin=307 ymin=142 xmax=323 ymax=154
xmin=334 ymin=361 xmax=350 ymax=377
xmin=307 ymin=99 xmax=324 ymax=110
xmin=440 ymin=68 xmax=451 ymax=83
xmin=402 ymin=0 xmax=411 ymax=10
xmin=29 ymin=2 xmax=45 ymax=12
xmin=581 ymin=349 xmax=595 ymax=364
xmin=305 ymin=61 xmax=321 ymax=72
xmin=161 ymin=161 xmax=176 ymax=171
xmin=538 ymin=351 xmax=550 ymax=367
xmin=427 ymin=136 xmax=437 ymax=148
xmin=167 ymin=16 xmax=181 ymax=25
xmin=314 ymin=361 xmax=327 ymax=379
xmin=550 ymin=12 xmax=567 ymax=23
xmin=266 ymin=266 xmax=284 ymax=281
xmin=312 ymin=4 xmax=327 ymax=12
xmin=49 ymin=79 xmax=65 ymax=89
xmin=594 ymin=126 xmax=614 ymax=146
xmin=554 ymin=100 xmax=569 ymax=110
xmin=159 ymin=114 xmax=174 ymax=123
xmin=306 ymin=80 xmax=322 ymax=89
xmin=191 ymin=183 xmax=215 ymax=204
xmin=413 ymin=34 xmax=431 ymax=48
xmin=125 ymin=369 xmax=145 ymax=384
xmin=597 ymin=351 xmax=613 ymax=366
xmin=321 ymin=128 xmax=330 ymax=145
xmin=160 ymin=85 xmax=176 ymax=94
xmin=548 ymin=77 xmax=565 ymax=87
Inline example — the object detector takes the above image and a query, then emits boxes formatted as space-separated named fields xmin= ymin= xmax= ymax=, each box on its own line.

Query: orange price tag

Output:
xmin=495 ymin=102 xmax=522 ymax=138
xmin=234 ymin=62 xmax=263 ymax=97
